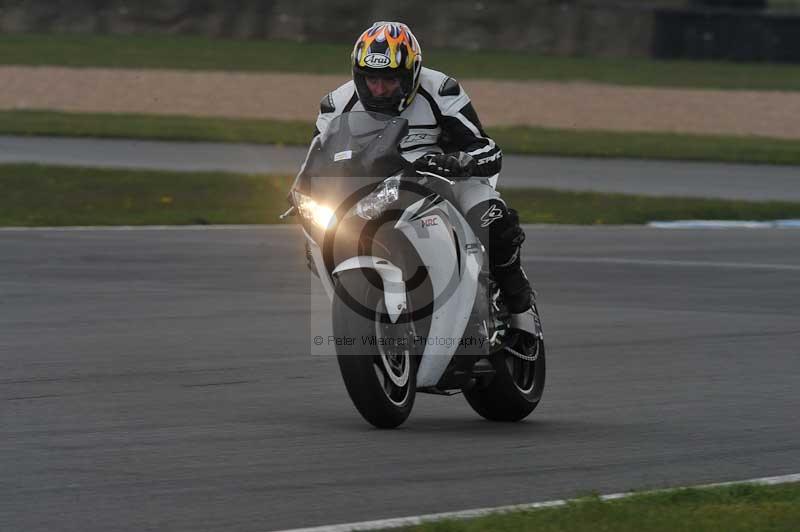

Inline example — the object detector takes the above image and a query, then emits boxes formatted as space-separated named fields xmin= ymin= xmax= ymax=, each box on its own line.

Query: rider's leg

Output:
xmin=453 ymin=179 xmax=533 ymax=314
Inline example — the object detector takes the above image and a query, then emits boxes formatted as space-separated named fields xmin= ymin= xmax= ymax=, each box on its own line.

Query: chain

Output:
xmin=504 ymin=343 xmax=540 ymax=362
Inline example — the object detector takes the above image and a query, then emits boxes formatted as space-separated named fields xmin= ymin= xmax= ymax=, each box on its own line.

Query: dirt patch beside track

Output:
xmin=3 ymin=66 xmax=800 ymax=139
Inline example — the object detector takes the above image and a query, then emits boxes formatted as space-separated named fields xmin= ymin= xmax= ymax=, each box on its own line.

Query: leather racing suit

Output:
xmin=311 ymin=66 xmax=532 ymax=314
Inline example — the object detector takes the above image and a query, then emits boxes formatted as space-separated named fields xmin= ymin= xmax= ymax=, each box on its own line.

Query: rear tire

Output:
xmin=333 ymin=269 xmax=417 ymax=429
xmin=464 ymin=331 xmax=545 ymax=422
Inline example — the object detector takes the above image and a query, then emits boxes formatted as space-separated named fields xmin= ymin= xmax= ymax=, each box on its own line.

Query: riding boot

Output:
xmin=466 ymin=201 xmax=533 ymax=314
xmin=492 ymin=243 xmax=533 ymax=314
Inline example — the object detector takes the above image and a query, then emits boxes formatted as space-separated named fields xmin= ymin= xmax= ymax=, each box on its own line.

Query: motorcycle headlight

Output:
xmin=293 ymin=191 xmax=336 ymax=230
xmin=355 ymin=177 xmax=400 ymax=221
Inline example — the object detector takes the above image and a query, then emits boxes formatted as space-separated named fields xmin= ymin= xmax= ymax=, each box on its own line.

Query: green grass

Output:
xmin=393 ymin=482 xmax=800 ymax=532
xmin=5 ymin=110 xmax=800 ymax=166
xmin=0 ymin=110 xmax=314 ymax=146
xmin=0 ymin=165 xmax=294 ymax=227
xmin=3 ymin=164 xmax=800 ymax=227
xmin=509 ymin=188 xmax=800 ymax=225
xmin=3 ymin=33 xmax=800 ymax=90
xmin=492 ymin=127 xmax=800 ymax=166
xmin=488 ymin=126 xmax=800 ymax=165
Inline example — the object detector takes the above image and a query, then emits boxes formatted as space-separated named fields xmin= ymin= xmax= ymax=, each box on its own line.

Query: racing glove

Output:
xmin=413 ymin=152 xmax=476 ymax=179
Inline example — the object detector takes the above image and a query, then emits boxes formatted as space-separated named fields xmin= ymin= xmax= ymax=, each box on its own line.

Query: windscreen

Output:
xmin=297 ymin=112 xmax=409 ymax=185
xmin=319 ymin=111 xmax=397 ymax=152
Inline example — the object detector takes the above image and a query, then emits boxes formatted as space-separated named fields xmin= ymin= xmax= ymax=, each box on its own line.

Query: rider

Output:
xmin=311 ymin=21 xmax=533 ymax=315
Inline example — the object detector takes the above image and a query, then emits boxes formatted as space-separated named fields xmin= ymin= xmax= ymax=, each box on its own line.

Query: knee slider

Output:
xmin=465 ymin=201 xmax=524 ymax=259
xmin=497 ymin=208 xmax=525 ymax=247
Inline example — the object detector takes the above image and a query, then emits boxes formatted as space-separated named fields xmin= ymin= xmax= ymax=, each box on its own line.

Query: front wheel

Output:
xmin=464 ymin=329 xmax=546 ymax=422
xmin=332 ymin=269 xmax=417 ymax=429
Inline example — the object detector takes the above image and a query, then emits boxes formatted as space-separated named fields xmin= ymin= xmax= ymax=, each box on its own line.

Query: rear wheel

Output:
xmin=464 ymin=325 xmax=545 ymax=422
xmin=333 ymin=270 xmax=417 ymax=429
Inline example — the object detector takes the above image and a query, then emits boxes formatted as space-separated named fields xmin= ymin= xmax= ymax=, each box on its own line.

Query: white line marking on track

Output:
xmin=0 ymin=224 xmax=291 ymax=232
xmin=527 ymin=256 xmax=800 ymax=272
xmin=271 ymin=473 xmax=800 ymax=532
xmin=648 ymin=219 xmax=800 ymax=229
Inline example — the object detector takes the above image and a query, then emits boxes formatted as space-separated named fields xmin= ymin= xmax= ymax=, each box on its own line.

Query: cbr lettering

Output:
xmin=403 ymin=133 xmax=436 ymax=143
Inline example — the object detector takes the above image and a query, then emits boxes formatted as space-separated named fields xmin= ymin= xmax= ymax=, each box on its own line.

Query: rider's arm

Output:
xmin=298 ymin=95 xmax=334 ymax=178
xmin=303 ymin=89 xmax=348 ymax=168
xmin=439 ymin=102 xmax=502 ymax=177
xmin=314 ymin=84 xmax=359 ymax=140
xmin=432 ymin=79 xmax=502 ymax=178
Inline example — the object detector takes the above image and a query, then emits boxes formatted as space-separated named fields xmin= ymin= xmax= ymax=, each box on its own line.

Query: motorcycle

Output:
xmin=283 ymin=111 xmax=545 ymax=428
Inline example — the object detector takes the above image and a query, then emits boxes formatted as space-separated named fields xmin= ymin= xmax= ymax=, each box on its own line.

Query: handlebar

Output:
xmin=409 ymin=151 xmax=476 ymax=185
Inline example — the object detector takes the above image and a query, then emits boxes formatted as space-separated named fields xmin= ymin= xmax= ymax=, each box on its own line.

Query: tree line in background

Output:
xmin=0 ymin=0 xmax=798 ymax=62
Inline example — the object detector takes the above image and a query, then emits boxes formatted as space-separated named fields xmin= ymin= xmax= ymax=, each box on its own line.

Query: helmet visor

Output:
xmin=364 ymin=75 xmax=403 ymax=98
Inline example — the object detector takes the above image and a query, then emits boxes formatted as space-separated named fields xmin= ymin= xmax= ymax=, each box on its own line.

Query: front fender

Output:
xmin=332 ymin=256 xmax=407 ymax=324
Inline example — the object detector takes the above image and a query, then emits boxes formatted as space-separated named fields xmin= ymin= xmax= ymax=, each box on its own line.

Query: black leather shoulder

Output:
xmin=320 ymin=93 xmax=335 ymax=114
xmin=438 ymin=77 xmax=461 ymax=97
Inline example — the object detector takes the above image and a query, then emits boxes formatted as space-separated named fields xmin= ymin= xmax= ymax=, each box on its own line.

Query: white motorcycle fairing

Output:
xmin=306 ymin=195 xmax=485 ymax=389
xmin=394 ymin=196 xmax=483 ymax=387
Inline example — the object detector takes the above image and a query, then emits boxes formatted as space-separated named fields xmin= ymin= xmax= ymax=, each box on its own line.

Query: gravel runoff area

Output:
xmin=3 ymin=66 xmax=800 ymax=139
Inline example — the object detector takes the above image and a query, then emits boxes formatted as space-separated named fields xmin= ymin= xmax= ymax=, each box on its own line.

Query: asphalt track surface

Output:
xmin=3 ymin=225 xmax=800 ymax=531
xmin=3 ymin=135 xmax=799 ymax=201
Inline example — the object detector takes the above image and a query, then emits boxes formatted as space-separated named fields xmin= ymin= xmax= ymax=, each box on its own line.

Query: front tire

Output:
xmin=464 ymin=330 xmax=546 ymax=422
xmin=333 ymin=269 xmax=417 ymax=429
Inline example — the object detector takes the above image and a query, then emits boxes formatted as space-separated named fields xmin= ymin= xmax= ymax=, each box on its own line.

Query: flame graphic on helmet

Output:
xmin=353 ymin=21 xmax=420 ymax=70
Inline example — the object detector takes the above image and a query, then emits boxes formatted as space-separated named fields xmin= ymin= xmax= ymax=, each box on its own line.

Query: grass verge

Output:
xmin=0 ymin=110 xmax=314 ymax=146
xmin=3 ymin=164 xmax=800 ymax=227
xmin=0 ymin=165 xmax=294 ymax=227
xmin=508 ymin=188 xmax=800 ymax=225
xmin=392 ymin=482 xmax=800 ymax=532
xmin=492 ymin=127 xmax=800 ymax=166
xmin=3 ymin=33 xmax=800 ymax=90
xmin=5 ymin=110 xmax=800 ymax=166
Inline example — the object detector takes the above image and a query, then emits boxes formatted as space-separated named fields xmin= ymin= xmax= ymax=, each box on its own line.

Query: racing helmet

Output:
xmin=351 ymin=21 xmax=422 ymax=115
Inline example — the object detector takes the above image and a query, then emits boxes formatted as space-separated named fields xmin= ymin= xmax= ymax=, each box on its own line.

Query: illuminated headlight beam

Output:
xmin=293 ymin=191 xmax=336 ymax=230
